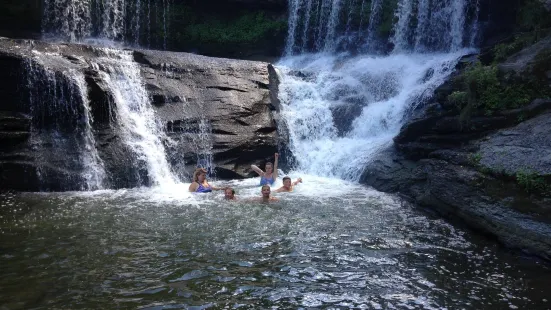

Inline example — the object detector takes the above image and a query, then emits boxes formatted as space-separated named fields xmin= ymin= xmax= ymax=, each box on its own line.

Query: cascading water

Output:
xmin=24 ymin=57 xmax=106 ymax=190
xmin=93 ymin=49 xmax=177 ymax=186
xmin=42 ymin=0 xmax=171 ymax=47
xmin=279 ymin=0 xmax=479 ymax=181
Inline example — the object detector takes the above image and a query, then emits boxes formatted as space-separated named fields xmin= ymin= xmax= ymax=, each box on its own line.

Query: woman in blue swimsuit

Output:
xmin=188 ymin=168 xmax=223 ymax=193
xmin=251 ymin=153 xmax=279 ymax=186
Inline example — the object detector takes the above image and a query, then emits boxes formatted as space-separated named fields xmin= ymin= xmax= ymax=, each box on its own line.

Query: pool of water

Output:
xmin=1 ymin=175 xmax=550 ymax=309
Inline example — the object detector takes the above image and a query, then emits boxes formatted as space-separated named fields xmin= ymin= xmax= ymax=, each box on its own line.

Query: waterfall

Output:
xmin=365 ymin=0 xmax=384 ymax=51
xmin=93 ymin=49 xmax=177 ymax=186
xmin=42 ymin=0 xmax=171 ymax=47
xmin=278 ymin=0 xmax=479 ymax=180
xmin=42 ymin=0 xmax=92 ymax=41
xmin=285 ymin=0 xmax=301 ymax=56
xmin=390 ymin=0 xmax=414 ymax=53
xmin=24 ymin=58 xmax=106 ymax=190
xmin=287 ymin=0 xmax=478 ymax=54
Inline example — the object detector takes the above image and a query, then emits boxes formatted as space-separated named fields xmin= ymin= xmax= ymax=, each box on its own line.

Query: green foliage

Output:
xmin=449 ymin=61 xmax=551 ymax=119
xmin=516 ymin=170 xmax=549 ymax=195
xmin=468 ymin=152 xmax=482 ymax=167
xmin=491 ymin=0 xmax=551 ymax=63
xmin=448 ymin=91 xmax=468 ymax=105
xmin=492 ymin=33 xmax=539 ymax=63
xmin=184 ymin=12 xmax=286 ymax=45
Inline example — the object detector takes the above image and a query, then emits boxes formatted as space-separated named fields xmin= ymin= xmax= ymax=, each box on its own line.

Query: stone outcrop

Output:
xmin=0 ymin=38 xmax=280 ymax=191
xmin=134 ymin=48 xmax=280 ymax=179
xmin=361 ymin=41 xmax=551 ymax=261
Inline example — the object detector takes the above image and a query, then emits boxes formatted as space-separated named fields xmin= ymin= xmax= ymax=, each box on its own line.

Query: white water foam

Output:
xmin=276 ymin=50 xmax=473 ymax=181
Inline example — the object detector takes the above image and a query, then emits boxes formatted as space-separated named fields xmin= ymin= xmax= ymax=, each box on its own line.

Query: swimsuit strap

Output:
xmin=196 ymin=182 xmax=212 ymax=193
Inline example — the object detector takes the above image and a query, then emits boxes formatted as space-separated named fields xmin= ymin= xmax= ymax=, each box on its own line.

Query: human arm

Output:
xmin=292 ymin=178 xmax=303 ymax=186
xmin=189 ymin=182 xmax=199 ymax=192
xmin=251 ymin=165 xmax=264 ymax=176
xmin=272 ymin=153 xmax=279 ymax=180
xmin=210 ymin=185 xmax=225 ymax=191
xmin=274 ymin=186 xmax=285 ymax=193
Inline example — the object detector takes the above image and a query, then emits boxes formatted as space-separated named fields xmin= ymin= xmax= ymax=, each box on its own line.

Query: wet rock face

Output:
xmin=0 ymin=38 xmax=280 ymax=191
xmin=361 ymin=39 xmax=551 ymax=261
xmin=134 ymin=49 xmax=280 ymax=178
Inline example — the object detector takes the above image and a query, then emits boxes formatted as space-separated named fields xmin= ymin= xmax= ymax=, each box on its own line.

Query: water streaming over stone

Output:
xmin=93 ymin=49 xmax=177 ymax=186
xmin=279 ymin=0 xmax=479 ymax=180
xmin=42 ymin=0 xmax=171 ymax=47
xmin=23 ymin=57 xmax=106 ymax=190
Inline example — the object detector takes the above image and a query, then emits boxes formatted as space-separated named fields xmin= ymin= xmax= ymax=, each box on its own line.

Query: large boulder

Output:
xmin=0 ymin=38 xmax=280 ymax=191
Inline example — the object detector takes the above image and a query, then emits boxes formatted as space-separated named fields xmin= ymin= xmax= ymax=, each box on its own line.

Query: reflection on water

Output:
xmin=0 ymin=176 xmax=550 ymax=309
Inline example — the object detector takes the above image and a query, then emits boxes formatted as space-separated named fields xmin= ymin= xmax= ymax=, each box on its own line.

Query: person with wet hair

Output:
xmin=251 ymin=153 xmax=279 ymax=186
xmin=257 ymin=185 xmax=279 ymax=202
xmin=275 ymin=176 xmax=302 ymax=193
xmin=224 ymin=187 xmax=237 ymax=200
xmin=189 ymin=168 xmax=224 ymax=193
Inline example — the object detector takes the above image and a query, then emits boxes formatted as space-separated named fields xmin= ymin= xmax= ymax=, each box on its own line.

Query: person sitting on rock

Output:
xmin=251 ymin=153 xmax=279 ymax=186
xmin=224 ymin=187 xmax=237 ymax=200
xmin=275 ymin=176 xmax=302 ymax=193
xmin=189 ymin=168 xmax=224 ymax=193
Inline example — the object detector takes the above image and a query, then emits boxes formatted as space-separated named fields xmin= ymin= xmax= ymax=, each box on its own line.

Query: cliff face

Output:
xmin=0 ymin=38 xmax=280 ymax=191
xmin=361 ymin=34 xmax=551 ymax=260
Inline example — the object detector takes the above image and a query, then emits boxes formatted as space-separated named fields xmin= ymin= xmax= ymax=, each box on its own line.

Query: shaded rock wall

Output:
xmin=0 ymin=38 xmax=279 ymax=191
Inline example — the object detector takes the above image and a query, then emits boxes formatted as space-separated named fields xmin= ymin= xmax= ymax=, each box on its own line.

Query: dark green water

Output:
xmin=0 ymin=179 xmax=550 ymax=309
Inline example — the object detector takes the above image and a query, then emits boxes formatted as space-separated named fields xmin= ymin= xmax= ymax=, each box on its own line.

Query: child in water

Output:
xmin=251 ymin=153 xmax=279 ymax=186
xmin=224 ymin=188 xmax=237 ymax=200
xmin=275 ymin=176 xmax=302 ymax=193
xmin=257 ymin=185 xmax=279 ymax=202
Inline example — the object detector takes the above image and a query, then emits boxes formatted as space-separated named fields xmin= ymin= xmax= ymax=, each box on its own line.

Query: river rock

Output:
xmin=479 ymin=111 xmax=551 ymax=176
xmin=0 ymin=38 xmax=280 ymax=191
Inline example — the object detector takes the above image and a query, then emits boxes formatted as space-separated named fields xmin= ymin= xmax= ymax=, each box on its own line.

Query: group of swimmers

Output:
xmin=188 ymin=153 xmax=302 ymax=202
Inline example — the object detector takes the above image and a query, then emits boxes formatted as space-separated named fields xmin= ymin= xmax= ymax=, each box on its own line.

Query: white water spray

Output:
xmin=277 ymin=51 xmax=470 ymax=180
xmin=279 ymin=0 xmax=479 ymax=180
xmin=94 ymin=49 xmax=177 ymax=186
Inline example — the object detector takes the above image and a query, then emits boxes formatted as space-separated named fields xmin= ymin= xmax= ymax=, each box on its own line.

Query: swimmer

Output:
xmin=189 ymin=168 xmax=224 ymax=193
xmin=275 ymin=176 xmax=302 ymax=193
xmin=255 ymin=185 xmax=279 ymax=202
xmin=251 ymin=153 xmax=279 ymax=186
xmin=224 ymin=187 xmax=237 ymax=200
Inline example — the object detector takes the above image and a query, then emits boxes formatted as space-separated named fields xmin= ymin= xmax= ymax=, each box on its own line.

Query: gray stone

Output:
xmin=479 ymin=111 xmax=551 ymax=176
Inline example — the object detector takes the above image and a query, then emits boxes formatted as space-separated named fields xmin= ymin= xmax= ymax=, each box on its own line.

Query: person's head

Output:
xmin=193 ymin=168 xmax=207 ymax=183
xmin=265 ymin=162 xmax=273 ymax=174
xmin=282 ymin=176 xmax=292 ymax=188
xmin=261 ymin=185 xmax=271 ymax=198
xmin=224 ymin=188 xmax=235 ymax=200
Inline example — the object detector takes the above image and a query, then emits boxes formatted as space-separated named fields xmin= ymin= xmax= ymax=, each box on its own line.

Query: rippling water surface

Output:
xmin=1 ymin=176 xmax=550 ymax=309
